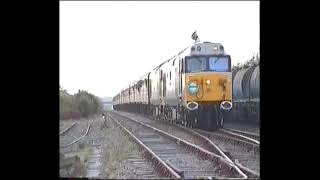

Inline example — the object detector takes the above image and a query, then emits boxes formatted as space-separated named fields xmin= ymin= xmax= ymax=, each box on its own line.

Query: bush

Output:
xmin=60 ymin=87 xmax=103 ymax=120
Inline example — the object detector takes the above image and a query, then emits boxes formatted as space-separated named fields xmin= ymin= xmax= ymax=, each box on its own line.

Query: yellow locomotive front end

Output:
xmin=181 ymin=42 xmax=232 ymax=130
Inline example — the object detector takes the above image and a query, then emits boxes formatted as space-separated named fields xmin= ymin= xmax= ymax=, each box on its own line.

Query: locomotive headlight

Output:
xmin=188 ymin=82 xmax=199 ymax=94
xmin=206 ymin=79 xmax=211 ymax=85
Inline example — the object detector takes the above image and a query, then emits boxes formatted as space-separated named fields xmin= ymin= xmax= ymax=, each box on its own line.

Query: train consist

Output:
xmin=227 ymin=65 xmax=260 ymax=124
xmin=113 ymin=35 xmax=233 ymax=131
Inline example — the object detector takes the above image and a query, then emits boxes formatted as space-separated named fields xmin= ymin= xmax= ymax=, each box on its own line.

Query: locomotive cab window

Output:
xmin=208 ymin=56 xmax=230 ymax=72
xmin=186 ymin=57 xmax=207 ymax=73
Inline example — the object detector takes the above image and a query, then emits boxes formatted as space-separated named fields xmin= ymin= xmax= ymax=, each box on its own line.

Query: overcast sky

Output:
xmin=60 ymin=1 xmax=259 ymax=98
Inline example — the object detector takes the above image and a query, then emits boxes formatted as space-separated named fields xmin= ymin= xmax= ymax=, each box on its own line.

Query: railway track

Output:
xmin=117 ymin=151 xmax=165 ymax=179
xmin=172 ymin=124 xmax=260 ymax=177
xmin=114 ymin=111 xmax=260 ymax=178
xmin=107 ymin=111 xmax=248 ymax=179
xmin=60 ymin=122 xmax=91 ymax=148
xmin=194 ymin=129 xmax=260 ymax=176
xmin=222 ymin=128 xmax=260 ymax=142
xmin=116 ymin=112 xmax=232 ymax=161
xmin=60 ymin=122 xmax=78 ymax=136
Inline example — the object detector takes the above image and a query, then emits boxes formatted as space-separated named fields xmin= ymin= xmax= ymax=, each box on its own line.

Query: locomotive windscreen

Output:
xmin=208 ymin=56 xmax=230 ymax=72
xmin=186 ymin=57 xmax=207 ymax=73
xmin=185 ymin=55 xmax=231 ymax=73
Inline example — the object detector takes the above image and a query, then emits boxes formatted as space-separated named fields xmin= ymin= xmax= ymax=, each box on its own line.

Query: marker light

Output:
xmin=188 ymin=82 xmax=199 ymax=94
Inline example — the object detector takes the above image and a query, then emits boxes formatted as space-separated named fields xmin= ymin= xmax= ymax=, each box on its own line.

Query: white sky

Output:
xmin=60 ymin=1 xmax=259 ymax=98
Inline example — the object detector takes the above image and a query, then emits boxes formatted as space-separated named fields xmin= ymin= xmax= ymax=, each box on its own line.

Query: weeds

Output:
xmin=104 ymin=124 xmax=137 ymax=178
xmin=78 ymin=146 xmax=92 ymax=164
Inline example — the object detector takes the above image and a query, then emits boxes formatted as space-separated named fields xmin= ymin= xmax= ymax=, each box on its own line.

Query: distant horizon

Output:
xmin=60 ymin=87 xmax=113 ymax=99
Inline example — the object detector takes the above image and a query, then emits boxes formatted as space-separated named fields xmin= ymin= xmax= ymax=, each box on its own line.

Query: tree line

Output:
xmin=60 ymin=87 xmax=103 ymax=120
xmin=232 ymin=52 xmax=260 ymax=71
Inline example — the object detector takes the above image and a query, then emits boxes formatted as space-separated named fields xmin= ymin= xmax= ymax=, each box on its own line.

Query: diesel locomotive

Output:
xmin=113 ymin=33 xmax=233 ymax=130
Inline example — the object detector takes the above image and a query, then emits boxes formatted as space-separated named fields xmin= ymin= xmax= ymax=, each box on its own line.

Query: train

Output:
xmin=226 ymin=65 xmax=260 ymax=124
xmin=112 ymin=35 xmax=234 ymax=131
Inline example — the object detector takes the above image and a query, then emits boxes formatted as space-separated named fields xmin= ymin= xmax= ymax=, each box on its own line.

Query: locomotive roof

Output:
xmin=152 ymin=41 xmax=225 ymax=72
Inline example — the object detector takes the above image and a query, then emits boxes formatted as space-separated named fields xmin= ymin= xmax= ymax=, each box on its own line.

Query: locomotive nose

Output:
xmin=220 ymin=101 xmax=232 ymax=111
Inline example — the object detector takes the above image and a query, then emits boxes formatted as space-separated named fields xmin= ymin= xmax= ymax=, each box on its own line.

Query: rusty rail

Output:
xmin=220 ymin=129 xmax=260 ymax=145
xmin=196 ymin=129 xmax=259 ymax=155
xmin=171 ymin=123 xmax=233 ymax=164
xmin=234 ymin=159 xmax=260 ymax=178
xmin=107 ymin=112 xmax=181 ymax=179
xmin=194 ymin=129 xmax=260 ymax=178
xmin=59 ymin=122 xmax=77 ymax=136
xmin=223 ymin=128 xmax=260 ymax=142
xmin=60 ymin=123 xmax=91 ymax=148
xmin=111 ymin=111 xmax=247 ymax=179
